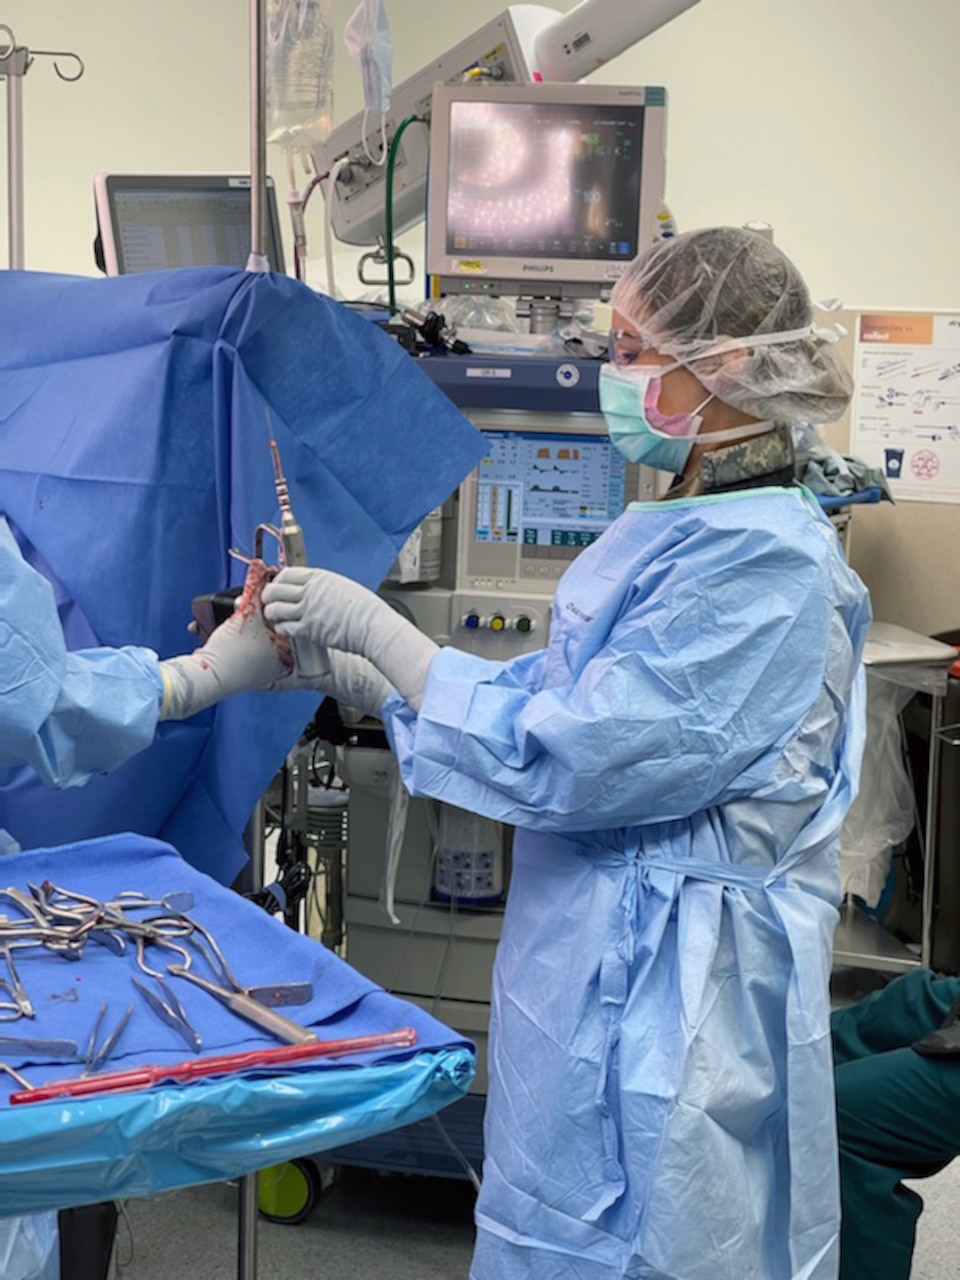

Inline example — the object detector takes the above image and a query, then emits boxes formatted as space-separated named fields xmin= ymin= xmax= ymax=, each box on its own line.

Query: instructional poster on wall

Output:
xmin=850 ymin=311 xmax=960 ymax=504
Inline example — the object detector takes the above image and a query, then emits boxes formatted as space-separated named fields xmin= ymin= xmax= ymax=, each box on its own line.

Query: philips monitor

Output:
xmin=94 ymin=173 xmax=286 ymax=275
xmin=426 ymin=82 xmax=667 ymax=305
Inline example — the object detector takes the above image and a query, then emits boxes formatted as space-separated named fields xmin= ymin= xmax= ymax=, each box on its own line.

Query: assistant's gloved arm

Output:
xmin=262 ymin=567 xmax=437 ymax=711
xmin=273 ymin=637 xmax=396 ymax=719
xmin=158 ymin=560 xmax=294 ymax=720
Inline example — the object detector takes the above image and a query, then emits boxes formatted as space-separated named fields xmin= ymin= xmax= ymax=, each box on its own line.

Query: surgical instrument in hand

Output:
xmin=132 ymin=976 xmax=201 ymax=1054
xmin=263 ymin=409 xmax=307 ymax=569
xmin=166 ymin=966 xmax=318 ymax=1045
xmin=10 ymin=1028 xmax=419 ymax=1103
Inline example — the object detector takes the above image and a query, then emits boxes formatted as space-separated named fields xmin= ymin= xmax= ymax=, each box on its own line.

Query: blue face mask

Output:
xmin=599 ymin=364 xmax=711 ymax=475
xmin=344 ymin=0 xmax=393 ymax=114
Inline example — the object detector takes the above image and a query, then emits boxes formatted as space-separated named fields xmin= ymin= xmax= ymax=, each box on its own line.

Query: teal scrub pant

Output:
xmin=832 ymin=969 xmax=960 ymax=1280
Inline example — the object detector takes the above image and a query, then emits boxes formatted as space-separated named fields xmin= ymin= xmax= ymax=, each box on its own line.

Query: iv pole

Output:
xmin=237 ymin=0 xmax=269 ymax=1268
xmin=0 ymin=26 xmax=84 ymax=270
xmin=246 ymin=0 xmax=269 ymax=272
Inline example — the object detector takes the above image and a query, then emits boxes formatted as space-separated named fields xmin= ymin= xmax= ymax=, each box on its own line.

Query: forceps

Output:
xmin=131 ymin=976 xmax=201 ymax=1053
xmin=84 ymin=1002 xmax=134 ymax=1075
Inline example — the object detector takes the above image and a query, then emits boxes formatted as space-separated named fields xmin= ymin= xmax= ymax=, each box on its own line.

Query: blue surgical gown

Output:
xmin=0 ymin=516 xmax=161 ymax=788
xmin=388 ymin=486 xmax=870 ymax=1280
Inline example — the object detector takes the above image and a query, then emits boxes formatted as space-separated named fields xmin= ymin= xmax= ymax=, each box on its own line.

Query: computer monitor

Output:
xmin=456 ymin=414 xmax=644 ymax=592
xmin=94 ymin=173 xmax=286 ymax=275
xmin=425 ymin=82 xmax=667 ymax=308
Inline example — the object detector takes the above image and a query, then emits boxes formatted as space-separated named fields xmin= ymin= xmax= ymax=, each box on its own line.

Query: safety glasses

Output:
xmin=607 ymin=328 xmax=657 ymax=368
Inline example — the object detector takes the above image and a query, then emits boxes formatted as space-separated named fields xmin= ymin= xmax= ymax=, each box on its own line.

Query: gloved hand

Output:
xmin=159 ymin=560 xmax=294 ymax=720
xmin=274 ymin=639 xmax=395 ymax=718
xmin=262 ymin=566 xmax=437 ymax=711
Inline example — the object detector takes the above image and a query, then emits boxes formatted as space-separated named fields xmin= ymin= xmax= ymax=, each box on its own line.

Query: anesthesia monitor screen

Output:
xmin=444 ymin=99 xmax=646 ymax=262
xmin=476 ymin=430 xmax=627 ymax=550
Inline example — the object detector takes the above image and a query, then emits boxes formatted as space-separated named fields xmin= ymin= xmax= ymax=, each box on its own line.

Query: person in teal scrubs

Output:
xmin=834 ymin=967 xmax=960 ymax=1280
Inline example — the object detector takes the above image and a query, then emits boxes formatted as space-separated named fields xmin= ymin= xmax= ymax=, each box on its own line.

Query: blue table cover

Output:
xmin=0 ymin=834 xmax=475 ymax=1214
xmin=0 ymin=267 xmax=486 ymax=885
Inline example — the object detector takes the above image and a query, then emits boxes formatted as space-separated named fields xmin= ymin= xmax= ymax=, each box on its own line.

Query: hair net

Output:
xmin=609 ymin=227 xmax=853 ymax=424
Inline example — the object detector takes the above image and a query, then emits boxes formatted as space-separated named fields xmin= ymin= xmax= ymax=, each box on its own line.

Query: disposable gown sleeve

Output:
xmin=385 ymin=518 xmax=849 ymax=831
xmin=0 ymin=522 xmax=162 ymax=788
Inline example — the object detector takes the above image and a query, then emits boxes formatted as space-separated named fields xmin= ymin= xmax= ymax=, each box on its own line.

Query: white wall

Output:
xmin=3 ymin=0 xmax=959 ymax=630
xmin=3 ymin=0 xmax=959 ymax=305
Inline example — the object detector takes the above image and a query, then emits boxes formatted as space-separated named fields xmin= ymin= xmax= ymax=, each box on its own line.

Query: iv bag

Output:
xmin=266 ymin=0 xmax=334 ymax=156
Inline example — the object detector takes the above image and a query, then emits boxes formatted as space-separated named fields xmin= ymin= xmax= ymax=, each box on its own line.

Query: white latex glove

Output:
xmin=159 ymin=560 xmax=294 ymax=720
xmin=275 ymin=639 xmax=395 ymax=718
xmin=262 ymin=567 xmax=437 ymax=711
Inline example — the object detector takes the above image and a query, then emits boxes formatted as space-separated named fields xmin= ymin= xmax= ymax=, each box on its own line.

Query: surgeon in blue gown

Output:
xmin=0 ymin=539 xmax=388 ymax=1280
xmin=262 ymin=227 xmax=872 ymax=1279
xmin=0 ymin=539 xmax=383 ymax=791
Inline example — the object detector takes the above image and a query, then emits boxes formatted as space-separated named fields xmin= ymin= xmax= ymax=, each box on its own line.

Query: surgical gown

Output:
xmin=0 ymin=516 xmax=160 ymax=788
xmin=388 ymin=486 xmax=870 ymax=1280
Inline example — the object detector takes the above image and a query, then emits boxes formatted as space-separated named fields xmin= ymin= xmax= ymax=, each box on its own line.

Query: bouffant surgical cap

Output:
xmin=609 ymin=227 xmax=853 ymax=424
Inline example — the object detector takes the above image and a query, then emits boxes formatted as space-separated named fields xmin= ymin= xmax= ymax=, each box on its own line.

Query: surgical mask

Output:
xmin=344 ymin=0 xmax=393 ymax=114
xmin=599 ymin=363 xmax=714 ymax=474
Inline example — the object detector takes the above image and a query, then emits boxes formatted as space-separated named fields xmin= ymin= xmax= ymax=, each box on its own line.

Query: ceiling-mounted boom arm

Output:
xmin=314 ymin=0 xmax=701 ymax=249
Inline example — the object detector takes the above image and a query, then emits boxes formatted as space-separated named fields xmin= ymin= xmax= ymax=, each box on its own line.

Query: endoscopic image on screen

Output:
xmin=445 ymin=100 xmax=645 ymax=262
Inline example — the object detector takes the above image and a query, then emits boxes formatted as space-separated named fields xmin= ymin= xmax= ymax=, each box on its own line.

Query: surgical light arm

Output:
xmin=532 ymin=0 xmax=699 ymax=81
xmin=314 ymin=0 xmax=700 ymax=248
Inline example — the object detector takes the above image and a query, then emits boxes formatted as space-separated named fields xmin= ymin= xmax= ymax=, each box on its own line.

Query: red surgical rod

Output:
xmin=9 ymin=1027 xmax=418 ymax=1104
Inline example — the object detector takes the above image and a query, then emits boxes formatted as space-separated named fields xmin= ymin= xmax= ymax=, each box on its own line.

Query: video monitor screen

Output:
xmin=475 ymin=430 xmax=628 ymax=550
xmin=445 ymin=99 xmax=646 ymax=264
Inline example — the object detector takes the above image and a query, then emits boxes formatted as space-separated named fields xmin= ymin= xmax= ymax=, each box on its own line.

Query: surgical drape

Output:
xmin=0 ymin=266 xmax=485 ymax=883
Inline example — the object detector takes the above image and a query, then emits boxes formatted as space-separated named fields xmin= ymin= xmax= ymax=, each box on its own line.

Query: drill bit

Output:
xmin=265 ymin=410 xmax=308 ymax=568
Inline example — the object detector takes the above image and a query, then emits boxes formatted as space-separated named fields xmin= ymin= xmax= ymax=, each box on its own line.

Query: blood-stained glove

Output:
xmin=159 ymin=560 xmax=293 ymax=720
xmin=262 ymin=566 xmax=437 ymax=711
